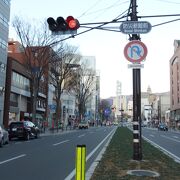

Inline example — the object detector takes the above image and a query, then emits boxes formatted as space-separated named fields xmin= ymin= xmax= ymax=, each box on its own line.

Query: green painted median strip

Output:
xmin=91 ymin=127 xmax=180 ymax=180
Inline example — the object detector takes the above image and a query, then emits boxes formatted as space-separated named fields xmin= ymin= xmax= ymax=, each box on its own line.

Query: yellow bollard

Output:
xmin=76 ymin=145 xmax=86 ymax=180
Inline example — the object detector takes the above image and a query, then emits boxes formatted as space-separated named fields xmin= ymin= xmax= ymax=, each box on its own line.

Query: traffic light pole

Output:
xmin=131 ymin=0 xmax=142 ymax=161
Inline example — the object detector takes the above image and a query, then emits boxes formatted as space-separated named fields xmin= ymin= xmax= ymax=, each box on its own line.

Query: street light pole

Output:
xmin=131 ymin=0 xmax=142 ymax=161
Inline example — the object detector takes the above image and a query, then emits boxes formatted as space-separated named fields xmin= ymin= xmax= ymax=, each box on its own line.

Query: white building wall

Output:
xmin=81 ymin=56 xmax=97 ymax=120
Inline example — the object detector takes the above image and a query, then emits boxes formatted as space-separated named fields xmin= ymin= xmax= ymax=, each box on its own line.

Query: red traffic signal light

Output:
xmin=66 ymin=16 xmax=80 ymax=30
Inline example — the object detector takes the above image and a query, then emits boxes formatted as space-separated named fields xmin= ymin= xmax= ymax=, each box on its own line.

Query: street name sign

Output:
xmin=124 ymin=40 xmax=147 ymax=63
xmin=120 ymin=21 xmax=151 ymax=34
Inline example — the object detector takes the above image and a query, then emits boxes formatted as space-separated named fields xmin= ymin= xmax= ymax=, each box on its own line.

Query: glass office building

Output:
xmin=0 ymin=0 xmax=10 ymax=125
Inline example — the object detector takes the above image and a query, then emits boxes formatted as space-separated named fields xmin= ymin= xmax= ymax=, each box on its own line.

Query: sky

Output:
xmin=9 ymin=0 xmax=180 ymax=98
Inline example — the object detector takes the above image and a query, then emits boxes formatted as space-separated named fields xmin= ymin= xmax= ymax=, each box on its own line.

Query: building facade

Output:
xmin=0 ymin=0 xmax=10 ymax=125
xmin=3 ymin=57 xmax=31 ymax=128
xmin=170 ymin=40 xmax=180 ymax=128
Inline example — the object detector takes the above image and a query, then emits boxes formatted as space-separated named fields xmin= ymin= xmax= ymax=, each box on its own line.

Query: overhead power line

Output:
xmin=138 ymin=13 xmax=180 ymax=19
xmin=50 ymin=12 xmax=180 ymax=44
xmin=155 ymin=0 xmax=180 ymax=5
xmin=78 ymin=0 xmax=104 ymax=18
xmin=78 ymin=0 xmax=128 ymax=20
xmin=152 ymin=18 xmax=180 ymax=27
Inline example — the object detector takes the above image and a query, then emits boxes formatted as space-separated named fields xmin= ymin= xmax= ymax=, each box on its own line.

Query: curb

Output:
xmin=142 ymin=135 xmax=180 ymax=163
xmin=86 ymin=128 xmax=117 ymax=180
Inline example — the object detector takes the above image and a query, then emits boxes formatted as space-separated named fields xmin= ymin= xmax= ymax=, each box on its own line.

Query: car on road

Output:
xmin=0 ymin=125 xmax=9 ymax=147
xmin=158 ymin=123 xmax=168 ymax=131
xmin=78 ymin=121 xmax=89 ymax=129
xmin=8 ymin=121 xmax=40 ymax=140
xmin=113 ymin=122 xmax=119 ymax=126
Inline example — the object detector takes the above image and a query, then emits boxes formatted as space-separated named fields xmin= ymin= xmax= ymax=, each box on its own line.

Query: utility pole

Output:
xmin=130 ymin=0 xmax=142 ymax=160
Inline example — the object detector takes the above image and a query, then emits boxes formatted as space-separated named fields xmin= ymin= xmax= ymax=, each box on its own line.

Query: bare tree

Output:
xmin=49 ymin=44 xmax=81 ymax=130
xmin=70 ymin=63 xmax=96 ymax=122
xmin=12 ymin=16 xmax=63 ymax=123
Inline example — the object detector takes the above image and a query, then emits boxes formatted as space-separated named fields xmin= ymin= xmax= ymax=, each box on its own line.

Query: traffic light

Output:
xmin=66 ymin=16 xmax=80 ymax=30
xmin=47 ymin=16 xmax=80 ymax=35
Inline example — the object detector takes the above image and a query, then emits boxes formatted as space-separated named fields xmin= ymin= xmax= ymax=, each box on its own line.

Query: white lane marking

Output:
xmin=15 ymin=142 xmax=22 ymax=145
xmin=86 ymin=128 xmax=116 ymax=180
xmin=173 ymin=136 xmax=178 ymax=139
xmin=78 ymin=134 xmax=85 ymax=138
xmin=0 ymin=154 xmax=26 ymax=165
xmin=143 ymin=136 xmax=180 ymax=163
xmin=150 ymin=134 xmax=155 ymax=137
xmin=53 ymin=140 xmax=69 ymax=146
xmin=64 ymin=128 xmax=116 ymax=180
xmin=161 ymin=135 xmax=180 ymax=143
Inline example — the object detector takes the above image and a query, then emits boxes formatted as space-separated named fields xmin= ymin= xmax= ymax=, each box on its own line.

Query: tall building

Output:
xmin=0 ymin=0 xmax=10 ymax=125
xmin=170 ymin=40 xmax=180 ymax=127
xmin=115 ymin=81 xmax=122 ymax=118
xmin=95 ymin=71 xmax=100 ymax=121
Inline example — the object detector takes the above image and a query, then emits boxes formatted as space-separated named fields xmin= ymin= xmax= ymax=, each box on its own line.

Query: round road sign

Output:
xmin=124 ymin=40 xmax=147 ymax=63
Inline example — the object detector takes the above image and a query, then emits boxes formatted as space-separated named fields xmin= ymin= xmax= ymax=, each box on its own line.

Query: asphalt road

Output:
xmin=141 ymin=127 xmax=180 ymax=162
xmin=0 ymin=126 xmax=116 ymax=180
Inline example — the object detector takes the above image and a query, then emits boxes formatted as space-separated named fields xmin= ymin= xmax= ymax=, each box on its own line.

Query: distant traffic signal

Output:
xmin=47 ymin=16 xmax=80 ymax=35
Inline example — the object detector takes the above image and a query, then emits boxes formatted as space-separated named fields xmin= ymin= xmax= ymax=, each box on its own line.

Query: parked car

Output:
xmin=0 ymin=125 xmax=9 ymax=147
xmin=8 ymin=121 xmax=40 ymax=140
xmin=78 ymin=121 xmax=89 ymax=129
xmin=158 ymin=123 xmax=168 ymax=131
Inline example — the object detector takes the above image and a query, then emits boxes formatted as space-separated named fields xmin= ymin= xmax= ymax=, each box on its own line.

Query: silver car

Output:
xmin=0 ymin=125 xmax=9 ymax=147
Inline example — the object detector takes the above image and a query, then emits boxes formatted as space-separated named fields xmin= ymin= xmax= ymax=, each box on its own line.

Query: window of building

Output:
xmin=0 ymin=61 xmax=6 ymax=72
xmin=0 ymin=38 xmax=7 ymax=50
xmin=36 ymin=99 xmax=46 ymax=109
xmin=10 ymin=93 xmax=18 ymax=103
xmin=2 ymin=0 xmax=10 ymax=6
xmin=0 ymin=12 xmax=9 ymax=28
xmin=12 ymin=72 xmax=30 ymax=90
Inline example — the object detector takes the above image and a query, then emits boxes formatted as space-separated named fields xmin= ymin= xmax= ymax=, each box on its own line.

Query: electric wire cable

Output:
xmin=78 ymin=0 xmax=104 ymax=19
xmin=78 ymin=0 xmax=128 ymax=22
xmin=155 ymin=0 xmax=180 ymax=5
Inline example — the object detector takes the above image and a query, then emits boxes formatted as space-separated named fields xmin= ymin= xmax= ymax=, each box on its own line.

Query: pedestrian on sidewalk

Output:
xmin=67 ymin=115 xmax=72 ymax=130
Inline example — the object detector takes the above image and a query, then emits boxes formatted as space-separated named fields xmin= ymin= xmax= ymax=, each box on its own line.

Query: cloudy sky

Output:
xmin=9 ymin=0 xmax=180 ymax=98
